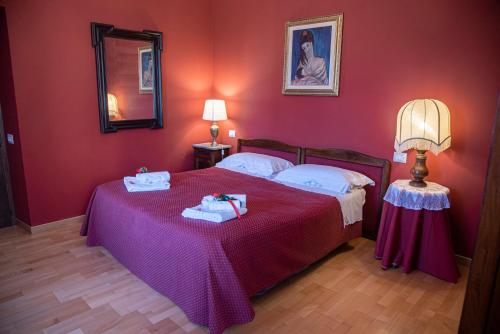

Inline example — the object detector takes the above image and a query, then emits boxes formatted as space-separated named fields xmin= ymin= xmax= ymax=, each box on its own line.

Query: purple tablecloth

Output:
xmin=375 ymin=202 xmax=459 ymax=283
xmin=81 ymin=168 xmax=361 ymax=333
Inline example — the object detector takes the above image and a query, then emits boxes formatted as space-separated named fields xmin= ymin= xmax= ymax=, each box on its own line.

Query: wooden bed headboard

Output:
xmin=236 ymin=138 xmax=390 ymax=240
xmin=237 ymin=138 xmax=302 ymax=165
xmin=302 ymin=147 xmax=391 ymax=240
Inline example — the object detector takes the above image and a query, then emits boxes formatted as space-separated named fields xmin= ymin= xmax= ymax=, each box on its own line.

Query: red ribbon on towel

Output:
xmin=227 ymin=200 xmax=241 ymax=219
xmin=212 ymin=193 xmax=241 ymax=219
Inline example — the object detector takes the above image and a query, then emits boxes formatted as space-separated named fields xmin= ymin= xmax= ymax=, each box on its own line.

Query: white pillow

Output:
xmin=215 ymin=152 xmax=294 ymax=177
xmin=214 ymin=165 xmax=279 ymax=179
xmin=274 ymin=164 xmax=375 ymax=194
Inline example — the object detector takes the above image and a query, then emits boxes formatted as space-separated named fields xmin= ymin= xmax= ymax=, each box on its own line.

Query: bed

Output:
xmin=81 ymin=139 xmax=390 ymax=333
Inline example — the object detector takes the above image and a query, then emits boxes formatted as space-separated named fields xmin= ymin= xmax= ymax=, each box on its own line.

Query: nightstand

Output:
xmin=374 ymin=180 xmax=459 ymax=282
xmin=192 ymin=143 xmax=231 ymax=170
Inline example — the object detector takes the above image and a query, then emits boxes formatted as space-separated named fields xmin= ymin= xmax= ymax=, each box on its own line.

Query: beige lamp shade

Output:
xmin=107 ymin=93 xmax=119 ymax=118
xmin=394 ymin=99 xmax=451 ymax=155
xmin=202 ymin=99 xmax=227 ymax=121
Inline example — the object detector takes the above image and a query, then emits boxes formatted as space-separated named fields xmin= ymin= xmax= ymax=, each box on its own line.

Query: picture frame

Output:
xmin=138 ymin=46 xmax=153 ymax=94
xmin=282 ymin=14 xmax=343 ymax=96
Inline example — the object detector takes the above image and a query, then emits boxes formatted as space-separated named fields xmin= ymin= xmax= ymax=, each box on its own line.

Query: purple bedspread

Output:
xmin=81 ymin=168 xmax=361 ymax=333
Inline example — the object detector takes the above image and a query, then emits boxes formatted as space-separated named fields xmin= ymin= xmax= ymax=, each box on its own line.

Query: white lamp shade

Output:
xmin=394 ymin=99 xmax=451 ymax=155
xmin=202 ymin=99 xmax=227 ymax=121
xmin=107 ymin=93 xmax=119 ymax=115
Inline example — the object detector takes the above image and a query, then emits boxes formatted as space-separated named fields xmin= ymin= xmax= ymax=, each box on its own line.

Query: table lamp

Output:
xmin=394 ymin=99 xmax=451 ymax=187
xmin=107 ymin=93 xmax=121 ymax=120
xmin=202 ymin=99 xmax=227 ymax=146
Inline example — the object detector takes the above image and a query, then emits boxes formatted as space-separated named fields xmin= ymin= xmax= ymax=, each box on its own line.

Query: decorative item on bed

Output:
xmin=80 ymin=138 xmax=390 ymax=334
xmin=182 ymin=193 xmax=247 ymax=223
xmin=394 ymin=99 xmax=451 ymax=187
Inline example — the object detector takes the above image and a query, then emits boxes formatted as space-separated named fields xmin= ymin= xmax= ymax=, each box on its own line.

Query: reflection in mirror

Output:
xmin=107 ymin=93 xmax=120 ymax=120
xmin=91 ymin=22 xmax=163 ymax=133
xmin=104 ymin=37 xmax=154 ymax=121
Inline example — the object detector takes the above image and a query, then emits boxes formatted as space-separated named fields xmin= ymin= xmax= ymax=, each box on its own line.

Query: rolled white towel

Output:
xmin=182 ymin=205 xmax=248 ymax=223
xmin=202 ymin=198 xmax=241 ymax=212
xmin=135 ymin=171 xmax=171 ymax=185
xmin=201 ymin=194 xmax=247 ymax=212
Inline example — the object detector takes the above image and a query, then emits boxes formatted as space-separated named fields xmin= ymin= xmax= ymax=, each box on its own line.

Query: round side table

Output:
xmin=374 ymin=180 xmax=459 ymax=282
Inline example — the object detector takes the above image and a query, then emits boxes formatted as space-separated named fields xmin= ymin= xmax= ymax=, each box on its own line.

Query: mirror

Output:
xmin=91 ymin=23 xmax=163 ymax=133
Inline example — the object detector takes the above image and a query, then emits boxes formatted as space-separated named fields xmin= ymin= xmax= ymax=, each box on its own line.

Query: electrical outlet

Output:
xmin=393 ymin=152 xmax=407 ymax=163
xmin=6 ymin=134 xmax=14 ymax=144
xmin=228 ymin=129 xmax=236 ymax=138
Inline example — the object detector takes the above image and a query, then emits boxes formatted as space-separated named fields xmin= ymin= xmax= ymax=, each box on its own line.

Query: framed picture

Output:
xmin=282 ymin=14 xmax=343 ymax=96
xmin=138 ymin=46 xmax=153 ymax=93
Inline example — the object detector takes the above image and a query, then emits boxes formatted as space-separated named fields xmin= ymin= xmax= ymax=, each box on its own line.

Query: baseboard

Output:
xmin=16 ymin=215 xmax=84 ymax=234
xmin=15 ymin=218 xmax=31 ymax=232
xmin=455 ymin=254 xmax=472 ymax=267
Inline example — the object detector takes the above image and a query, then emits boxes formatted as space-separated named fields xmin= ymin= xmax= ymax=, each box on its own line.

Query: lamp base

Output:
xmin=209 ymin=121 xmax=219 ymax=146
xmin=409 ymin=150 xmax=429 ymax=188
xmin=409 ymin=179 xmax=427 ymax=187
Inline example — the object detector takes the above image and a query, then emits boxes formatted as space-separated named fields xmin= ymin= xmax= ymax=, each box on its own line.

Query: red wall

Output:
xmin=0 ymin=7 xmax=30 ymax=223
xmin=212 ymin=0 xmax=500 ymax=257
xmin=0 ymin=0 xmax=213 ymax=226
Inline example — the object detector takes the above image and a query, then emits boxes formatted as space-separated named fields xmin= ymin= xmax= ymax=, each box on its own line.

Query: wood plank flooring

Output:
xmin=0 ymin=221 xmax=468 ymax=333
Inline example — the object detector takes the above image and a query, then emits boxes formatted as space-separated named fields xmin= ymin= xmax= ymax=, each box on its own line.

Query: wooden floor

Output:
xmin=0 ymin=221 xmax=468 ymax=334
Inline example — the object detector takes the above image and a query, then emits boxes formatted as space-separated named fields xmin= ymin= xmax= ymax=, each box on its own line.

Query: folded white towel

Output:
xmin=182 ymin=205 xmax=248 ymax=223
xmin=201 ymin=194 xmax=246 ymax=212
xmin=135 ymin=171 xmax=171 ymax=185
xmin=124 ymin=176 xmax=170 ymax=192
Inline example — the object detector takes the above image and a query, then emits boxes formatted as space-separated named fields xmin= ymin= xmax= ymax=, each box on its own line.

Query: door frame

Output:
xmin=0 ymin=104 xmax=16 ymax=227
xmin=459 ymin=94 xmax=500 ymax=333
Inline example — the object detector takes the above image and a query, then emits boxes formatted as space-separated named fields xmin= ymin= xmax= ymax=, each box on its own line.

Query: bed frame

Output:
xmin=237 ymin=138 xmax=302 ymax=164
xmin=237 ymin=138 xmax=391 ymax=240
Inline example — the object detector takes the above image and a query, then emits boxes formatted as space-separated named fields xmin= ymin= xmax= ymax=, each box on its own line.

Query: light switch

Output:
xmin=6 ymin=133 xmax=14 ymax=145
xmin=228 ymin=130 xmax=236 ymax=138
xmin=393 ymin=151 xmax=407 ymax=163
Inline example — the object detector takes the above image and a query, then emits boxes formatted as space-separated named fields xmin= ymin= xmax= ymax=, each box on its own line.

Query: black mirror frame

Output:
xmin=91 ymin=22 xmax=163 ymax=133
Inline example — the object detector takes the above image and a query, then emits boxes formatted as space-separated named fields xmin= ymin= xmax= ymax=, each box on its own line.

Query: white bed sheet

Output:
xmin=271 ymin=180 xmax=366 ymax=226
